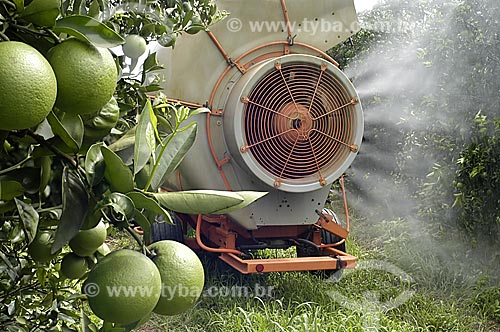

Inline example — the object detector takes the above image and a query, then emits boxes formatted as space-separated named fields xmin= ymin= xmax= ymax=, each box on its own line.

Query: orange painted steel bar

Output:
xmin=308 ymin=139 xmax=327 ymax=187
xmin=280 ymin=0 xmax=293 ymax=43
xmin=206 ymin=30 xmax=246 ymax=73
xmin=308 ymin=65 xmax=327 ymax=113
xmin=340 ymin=175 xmax=351 ymax=233
xmin=276 ymin=61 xmax=299 ymax=110
xmin=231 ymin=41 xmax=339 ymax=77
xmin=164 ymin=98 xmax=205 ymax=109
xmin=205 ymin=112 xmax=234 ymax=191
xmin=206 ymin=30 xmax=232 ymax=64
xmin=320 ymin=239 xmax=346 ymax=248
xmin=242 ymin=98 xmax=294 ymax=120
xmin=312 ymin=98 xmax=358 ymax=121
xmin=195 ymin=214 xmax=241 ymax=255
xmin=219 ymin=247 xmax=356 ymax=274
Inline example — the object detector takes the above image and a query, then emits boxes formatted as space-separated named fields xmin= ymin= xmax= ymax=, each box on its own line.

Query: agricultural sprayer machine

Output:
xmin=149 ymin=0 xmax=364 ymax=274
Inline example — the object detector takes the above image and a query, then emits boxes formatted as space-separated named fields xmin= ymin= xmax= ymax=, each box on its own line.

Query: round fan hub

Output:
xmin=274 ymin=102 xmax=313 ymax=142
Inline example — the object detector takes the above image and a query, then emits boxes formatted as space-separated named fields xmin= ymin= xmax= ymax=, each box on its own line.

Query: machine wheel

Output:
xmin=319 ymin=229 xmax=346 ymax=280
xmin=296 ymin=229 xmax=346 ymax=257
xmin=321 ymin=229 xmax=346 ymax=253
xmin=296 ymin=208 xmax=347 ymax=277
xmin=150 ymin=214 xmax=184 ymax=244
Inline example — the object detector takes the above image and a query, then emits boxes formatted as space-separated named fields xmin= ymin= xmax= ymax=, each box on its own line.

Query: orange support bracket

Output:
xmin=317 ymin=218 xmax=349 ymax=240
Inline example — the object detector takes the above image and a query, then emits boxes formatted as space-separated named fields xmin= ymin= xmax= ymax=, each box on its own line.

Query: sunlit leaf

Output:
xmin=158 ymin=32 xmax=177 ymax=47
xmin=108 ymin=126 xmax=136 ymax=152
xmin=134 ymin=100 xmax=157 ymax=175
xmin=133 ymin=209 xmax=151 ymax=243
xmin=88 ymin=0 xmax=100 ymax=18
xmin=127 ymin=191 xmax=172 ymax=223
xmin=95 ymin=192 xmax=135 ymax=221
xmin=54 ymin=15 xmax=125 ymax=48
xmin=182 ymin=10 xmax=194 ymax=27
xmin=11 ymin=223 xmax=25 ymax=244
xmin=36 ymin=268 xmax=46 ymax=287
xmin=0 ymin=251 xmax=18 ymax=280
xmin=189 ymin=107 xmax=211 ymax=117
xmin=149 ymin=123 xmax=197 ymax=191
xmin=143 ymin=52 xmax=164 ymax=73
xmin=211 ymin=191 xmax=268 ymax=214
xmin=153 ymin=190 xmax=244 ymax=214
xmin=47 ymin=111 xmax=84 ymax=153
xmin=19 ymin=0 xmax=60 ymax=27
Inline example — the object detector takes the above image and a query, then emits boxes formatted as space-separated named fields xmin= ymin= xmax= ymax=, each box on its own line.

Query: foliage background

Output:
xmin=329 ymin=0 xmax=500 ymax=245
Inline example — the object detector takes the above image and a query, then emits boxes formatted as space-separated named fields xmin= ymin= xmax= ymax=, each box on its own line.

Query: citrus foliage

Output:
xmin=330 ymin=0 xmax=500 ymax=243
xmin=453 ymin=114 xmax=500 ymax=241
xmin=0 ymin=1 xmax=263 ymax=331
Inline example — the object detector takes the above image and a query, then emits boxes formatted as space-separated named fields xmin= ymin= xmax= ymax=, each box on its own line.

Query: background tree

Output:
xmin=330 ymin=0 xmax=500 ymax=245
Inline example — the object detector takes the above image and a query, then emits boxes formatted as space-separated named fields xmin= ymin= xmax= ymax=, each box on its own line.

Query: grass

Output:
xmin=106 ymin=214 xmax=499 ymax=331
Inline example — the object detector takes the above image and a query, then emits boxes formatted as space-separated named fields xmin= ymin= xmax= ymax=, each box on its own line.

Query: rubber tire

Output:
xmin=321 ymin=229 xmax=346 ymax=253
xmin=319 ymin=229 xmax=346 ymax=280
xmin=150 ymin=215 xmax=184 ymax=244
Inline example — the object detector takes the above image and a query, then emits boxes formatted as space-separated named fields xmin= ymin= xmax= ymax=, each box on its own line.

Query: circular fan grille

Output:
xmin=242 ymin=62 xmax=359 ymax=186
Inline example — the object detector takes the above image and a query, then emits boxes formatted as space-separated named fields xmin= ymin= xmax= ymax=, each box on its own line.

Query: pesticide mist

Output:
xmin=335 ymin=0 xmax=500 ymax=288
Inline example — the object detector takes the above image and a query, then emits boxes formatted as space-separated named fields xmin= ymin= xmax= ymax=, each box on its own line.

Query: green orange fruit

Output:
xmin=122 ymin=34 xmax=147 ymax=58
xmin=148 ymin=240 xmax=205 ymax=316
xmin=69 ymin=221 xmax=107 ymax=257
xmin=47 ymin=38 xmax=117 ymax=115
xmin=0 ymin=41 xmax=57 ymax=131
xmin=83 ymin=249 xmax=162 ymax=325
xmin=60 ymin=252 xmax=88 ymax=279
xmin=27 ymin=230 xmax=60 ymax=263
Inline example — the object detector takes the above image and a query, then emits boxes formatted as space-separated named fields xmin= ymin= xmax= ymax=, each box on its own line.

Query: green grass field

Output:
xmin=134 ymin=215 xmax=500 ymax=332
